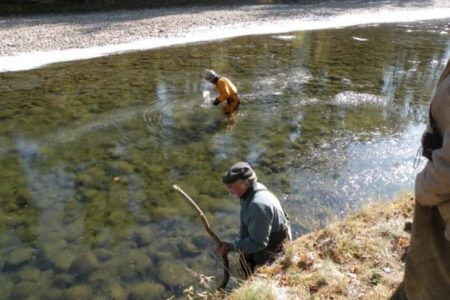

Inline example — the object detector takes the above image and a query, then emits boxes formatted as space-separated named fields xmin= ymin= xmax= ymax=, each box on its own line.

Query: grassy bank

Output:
xmin=206 ymin=193 xmax=414 ymax=299
xmin=0 ymin=0 xmax=319 ymax=16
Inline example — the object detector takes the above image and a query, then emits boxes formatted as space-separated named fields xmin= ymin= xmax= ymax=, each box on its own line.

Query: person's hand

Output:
xmin=216 ymin=242 xmax=230 ymax=255
xmin=445 ymin=224 xmax=450 ymax=241
xmin=212 ymin=98 xmax=220 ymax=106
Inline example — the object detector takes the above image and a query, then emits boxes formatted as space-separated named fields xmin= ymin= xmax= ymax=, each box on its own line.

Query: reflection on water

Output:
xmin=0 ymin=20 xmax=449 ymax=299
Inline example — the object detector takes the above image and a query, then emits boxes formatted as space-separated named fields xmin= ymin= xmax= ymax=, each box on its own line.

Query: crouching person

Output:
xmin=216 ymin=162 xmax=291 ymax=279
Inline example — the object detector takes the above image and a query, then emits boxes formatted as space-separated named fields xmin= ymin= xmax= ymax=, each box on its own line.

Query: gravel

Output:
xmin=0 ymin=1 xmax=449 ymax=57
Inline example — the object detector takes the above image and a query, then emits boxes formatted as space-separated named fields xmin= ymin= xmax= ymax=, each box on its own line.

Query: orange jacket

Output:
xmin=214 ymin=77 xmax=239 ymax=114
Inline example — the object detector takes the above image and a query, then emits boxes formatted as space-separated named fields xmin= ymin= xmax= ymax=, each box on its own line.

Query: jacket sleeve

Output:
xmin=215 ymin=79 xmax=231 ymax=102
xmin=416 ymin=122 xmax=450 ymax=223
xmin=233 ymin=202 xmax=273 ymax=254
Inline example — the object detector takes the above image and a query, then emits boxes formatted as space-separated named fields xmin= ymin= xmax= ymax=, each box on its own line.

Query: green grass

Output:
xmin=226 ymin=193 xmax=414 ymax=299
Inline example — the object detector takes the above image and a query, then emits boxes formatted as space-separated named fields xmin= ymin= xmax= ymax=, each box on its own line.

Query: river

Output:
xmin=0 ymin=7 xmax=449 ymax=300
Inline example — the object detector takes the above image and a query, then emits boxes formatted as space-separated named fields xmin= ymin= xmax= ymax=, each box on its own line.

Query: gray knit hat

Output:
xmin=205 ymin=69 xmax=218 ymax=82
xmin=222 ymin=162 xmax=254 ymax=184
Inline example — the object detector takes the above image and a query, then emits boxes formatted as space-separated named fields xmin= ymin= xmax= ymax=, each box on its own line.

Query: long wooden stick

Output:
xmin=173 ymin=184 xmax=230 ymax=291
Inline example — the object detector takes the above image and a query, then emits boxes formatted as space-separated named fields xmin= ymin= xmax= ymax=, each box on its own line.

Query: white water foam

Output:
xmin=1 ymin=7 xmax=450 ymax=72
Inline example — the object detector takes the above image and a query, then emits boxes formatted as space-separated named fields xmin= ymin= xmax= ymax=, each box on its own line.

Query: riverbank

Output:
xmin=221 ymin=193 xmax=413 ymax=299
xmin=1 ymin=0 xmax=450 ymax=71
xmin=0 ymin=0 xmax=315 ymax=16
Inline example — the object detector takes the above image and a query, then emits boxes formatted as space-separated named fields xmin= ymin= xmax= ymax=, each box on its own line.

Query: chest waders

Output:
xmin=225 ymin=94 xmax=240 ymax=116
xmin=239 ymin=188 xmax=290 ymax=279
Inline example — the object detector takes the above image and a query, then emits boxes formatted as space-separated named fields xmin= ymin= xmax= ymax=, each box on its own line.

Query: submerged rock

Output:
xmin=40 ymin=235 xmax=68 ymax=259
xmin=63 ymin=218 xmax=84 ymax=243
xmin=42 ymin=288 xmax=64 ymax=300
xmin=10 ymin=281 xmax=41 ymax=299
xmin=106 ymin=282 xmax=127 ymax=300
xmin=70 ymin=251 xmax=100 ymax=277
xmin=53 ymin=273 xmax=74 ymax=289
xmin=15 ymin=189 xmax=32 ymax=209
xmin=109 ymin=161 xmax=135 ymax=176
xmin=0 ymin=273 xmax=14 ymax=299
xmin=133 ymin=227 xmax=153 ymax=247
xmin=148 ymin=239 xmax=180 ymax=263
xmin=94 ymin=248 xmax=114 ymax=262
xmin=117 ymin=249 xmax=153 ymax=281
xmin=52 ymin=249 xmax=76 ymax=272
xmin=5 ymin=247 xmax=34 ymax=268
xmin=191 ymin=234 xmax=210 ymax=249
xmin=62 ymin=284 xmax=91 ymax=300
xmin=178 ymin=239 xmax=201 ymax=256
xmin=157 ymin=260 xmax=190 ymax=287
xmin=16 ymin=266 xmax=41 ymax=282
xmin=128 ymin=282 xmax=165 ymax=300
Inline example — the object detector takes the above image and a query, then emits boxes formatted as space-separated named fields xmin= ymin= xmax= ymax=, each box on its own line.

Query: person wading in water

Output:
xmin=204 ymin=69 xmax=240 ymax=120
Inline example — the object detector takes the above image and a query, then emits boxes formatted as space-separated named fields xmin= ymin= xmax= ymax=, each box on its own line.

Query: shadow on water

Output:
xmin=0 ymin=19 xmax=449 ymax=298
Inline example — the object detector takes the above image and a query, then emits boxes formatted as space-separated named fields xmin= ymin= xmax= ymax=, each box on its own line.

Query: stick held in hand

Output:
xmin=172 ymin=184 xmax=230 ymax=290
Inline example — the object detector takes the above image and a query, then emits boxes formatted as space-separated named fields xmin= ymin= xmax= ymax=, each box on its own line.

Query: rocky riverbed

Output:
xmin=1 ymin=0 xmax=450 ymax=61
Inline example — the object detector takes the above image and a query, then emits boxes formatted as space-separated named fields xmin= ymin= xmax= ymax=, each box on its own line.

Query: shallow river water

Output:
xmin=0 ymin=19 xmax=449 ymax=299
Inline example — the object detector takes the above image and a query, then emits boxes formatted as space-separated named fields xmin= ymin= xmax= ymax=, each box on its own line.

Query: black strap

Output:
xmin=429 ymin=105 xmax=439 ymax=133
xmin=422 ymin=105 xmax=443 ymax=161
xmin=243 ymin=187 xmax=267 ymax=211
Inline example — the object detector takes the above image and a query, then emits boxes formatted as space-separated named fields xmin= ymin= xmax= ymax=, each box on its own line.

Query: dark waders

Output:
xmin=239 ymin=228 xmax=288 ymax=279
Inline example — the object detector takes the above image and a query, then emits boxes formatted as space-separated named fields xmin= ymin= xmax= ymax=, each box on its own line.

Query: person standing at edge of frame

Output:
xmin=403 ymin=59 xmax=450 ymax=299
xmin=215 ymin=161 xmax=292 ymax=279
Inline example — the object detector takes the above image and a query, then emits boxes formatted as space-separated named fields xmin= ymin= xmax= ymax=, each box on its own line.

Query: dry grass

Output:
xmin=225 ymin=193 xmax=414 ymax=300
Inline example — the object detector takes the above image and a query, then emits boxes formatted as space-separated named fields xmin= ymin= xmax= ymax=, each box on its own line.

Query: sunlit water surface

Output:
xmin=0 ymin=20 xmax=449 ymax=299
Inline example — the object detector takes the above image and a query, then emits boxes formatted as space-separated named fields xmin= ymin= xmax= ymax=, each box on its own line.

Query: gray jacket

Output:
xmin=231 ymin=182 xmax=289 ymax=254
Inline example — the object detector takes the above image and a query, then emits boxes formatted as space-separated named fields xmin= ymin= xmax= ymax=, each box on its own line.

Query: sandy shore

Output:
xmin=1 ymin=0 xmax=450 ymax=71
